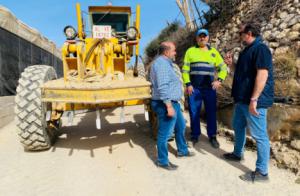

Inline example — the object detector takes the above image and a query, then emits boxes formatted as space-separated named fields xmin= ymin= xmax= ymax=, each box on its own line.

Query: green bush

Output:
xmin=144 ymin=22 xmax=180 ymax=64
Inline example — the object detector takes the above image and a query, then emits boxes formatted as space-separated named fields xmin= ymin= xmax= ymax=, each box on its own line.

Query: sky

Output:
xmin=0 ymin=0 xmax=193 ymax=53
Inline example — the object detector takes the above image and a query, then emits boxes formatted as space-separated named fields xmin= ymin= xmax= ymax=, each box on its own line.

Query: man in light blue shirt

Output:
xmin=150 ymin=41 xmax=195 ymax=171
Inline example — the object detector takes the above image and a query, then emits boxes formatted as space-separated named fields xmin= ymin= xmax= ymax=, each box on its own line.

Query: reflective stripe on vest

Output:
xmin=190 ymin=71 xmax=215 ymax=76
xmin=190 ymin=62 xmax=214 ymax=68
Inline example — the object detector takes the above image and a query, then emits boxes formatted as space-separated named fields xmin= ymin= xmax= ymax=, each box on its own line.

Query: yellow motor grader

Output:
xmin=15 ymin=3 xmax=152 ymax=151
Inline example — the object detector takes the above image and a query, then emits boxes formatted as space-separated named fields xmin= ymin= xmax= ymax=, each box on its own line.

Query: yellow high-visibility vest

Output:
xmin=182 ymin=45 xmax=227 ymax=87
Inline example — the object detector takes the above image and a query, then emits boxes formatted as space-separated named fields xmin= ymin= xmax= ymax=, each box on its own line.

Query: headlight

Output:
xmin=63 ymin=25 xmax=77 ymax=40
xmin=127 ymin=27 xmax=138 ymax=40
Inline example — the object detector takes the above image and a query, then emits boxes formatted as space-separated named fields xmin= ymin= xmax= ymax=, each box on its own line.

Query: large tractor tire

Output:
xmin=137 ymin=63 xmax=146 ymax=78
xmin=15 ymin=65 xmax=57 ymax=151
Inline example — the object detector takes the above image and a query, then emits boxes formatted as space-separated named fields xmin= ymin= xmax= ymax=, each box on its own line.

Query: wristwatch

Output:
xmin=250 ymin=98 xmax=258 ymax=102
xmin=217 ymin=78 xmax=223 ymax=83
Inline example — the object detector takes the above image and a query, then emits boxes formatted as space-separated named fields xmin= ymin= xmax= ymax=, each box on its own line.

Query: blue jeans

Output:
xmin=151 ymin=100 xmax=188 ymax=165
xmin=232 ymin=103 xmax=270 ymax=175
xmin=188 ymin=88 xmax=217 ymax=139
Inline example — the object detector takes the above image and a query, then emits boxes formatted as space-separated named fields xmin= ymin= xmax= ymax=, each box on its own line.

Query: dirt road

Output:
xmin=0 ymin=105 xmax=299 ymax=196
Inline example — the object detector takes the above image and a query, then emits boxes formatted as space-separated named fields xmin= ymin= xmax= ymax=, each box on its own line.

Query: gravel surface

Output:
xmin=0 ymin=105 xmax=299 ymax=196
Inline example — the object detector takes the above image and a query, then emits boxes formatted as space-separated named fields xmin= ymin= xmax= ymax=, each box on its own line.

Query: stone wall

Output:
xmin=211 ymin=0 xmax=300 ymax=56
xmin=208 ymin=0 xmax=300 ymax=142
xmin=206 ymin=0 xmax=300 ymax=174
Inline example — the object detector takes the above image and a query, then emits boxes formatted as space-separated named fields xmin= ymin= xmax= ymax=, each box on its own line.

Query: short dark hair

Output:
xmin=242 ymin=23 xmax=261 ymax=37
xmin=158 ymin=44 xmax=170 ymax=55
xmin=158 ymin=41 xmax=174 ymax=55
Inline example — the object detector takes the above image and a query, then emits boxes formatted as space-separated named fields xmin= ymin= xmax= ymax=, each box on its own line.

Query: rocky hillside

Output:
xmin=145 ymin=0 xmax=300 ymax=175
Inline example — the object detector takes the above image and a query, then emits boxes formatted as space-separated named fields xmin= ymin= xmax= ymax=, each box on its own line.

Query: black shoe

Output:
xmin=177 ymin=151 xmax=196 ymax=158
xmin=239 ymin=171 xmax=269 ymax=183
xmin=156 ymin=161 xmax=178 ymax=171
xmin=168 ymin=134 xmax=175 ymax=142
xmin=191 ymin=137 xmax=199 ymax=144
xmin=209 ymin=137 xmax=220 ymax=148
xmin=187 ymin=138 xmax=198 ymax=147
xmin=223 ymin=152 xmax=243 ymax=162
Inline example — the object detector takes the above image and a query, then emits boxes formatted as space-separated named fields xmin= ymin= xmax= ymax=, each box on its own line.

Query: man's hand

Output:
xmin=249 ymin=100 xmax=259 ymax=116
xmin=212 ymin=80 xmax=222 ymax=90
xmin=249 ymin=69 xmax=268 ymax=116
xmin=166 ymin=104 xmax=175 ymax=117
xmin=224 ymin=52 xmax=233 ymax=68
xmin=186 ymin=85 xmax=194 ymax=95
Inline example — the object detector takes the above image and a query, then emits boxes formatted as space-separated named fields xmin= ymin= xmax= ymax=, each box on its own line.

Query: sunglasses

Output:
xmin=239 ymin=31 xmax=248 ymax=36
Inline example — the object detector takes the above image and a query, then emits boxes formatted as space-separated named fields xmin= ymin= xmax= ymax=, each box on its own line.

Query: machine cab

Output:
xmin=89 ymin=6 xmax=138 ymax=41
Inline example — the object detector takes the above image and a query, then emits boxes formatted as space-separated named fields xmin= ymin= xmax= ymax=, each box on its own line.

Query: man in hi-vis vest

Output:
xmin=182 ymin=29 xmax=227 ymax=148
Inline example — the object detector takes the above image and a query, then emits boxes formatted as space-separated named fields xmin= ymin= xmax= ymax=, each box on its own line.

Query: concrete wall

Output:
xmin=0 ymin=96 xmax=14 ymax=128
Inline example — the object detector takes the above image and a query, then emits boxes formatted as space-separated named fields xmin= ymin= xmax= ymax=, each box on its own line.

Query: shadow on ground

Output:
xmin=51 ymin=108 xmax=251 ymax=173
xmin=51 ymin=109 xmax=157 ymax=163
xmin=189 ymin=130 xmax=252 ymax=173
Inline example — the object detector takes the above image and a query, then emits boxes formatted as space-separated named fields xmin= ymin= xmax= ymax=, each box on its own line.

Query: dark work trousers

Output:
xmin=188 ymin=87 xmax=217 ymax=140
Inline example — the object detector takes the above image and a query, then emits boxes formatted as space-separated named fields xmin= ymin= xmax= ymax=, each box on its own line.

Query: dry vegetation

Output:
xmin=273 ymin=49 xmax=299 ymax=97
xmin=144 ymin=22 xmax=197 ymax=69
xmin=274 ymin=50 xmax=297 ymax=81
xmin=145 ymin=0 xmax=300 ymax=106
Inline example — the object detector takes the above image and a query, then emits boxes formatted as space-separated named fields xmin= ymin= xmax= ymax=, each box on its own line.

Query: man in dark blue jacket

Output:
xmin=223 ymin=23 xmax=274 ymax=182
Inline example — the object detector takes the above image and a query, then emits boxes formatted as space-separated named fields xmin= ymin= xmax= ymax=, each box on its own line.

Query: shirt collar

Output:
xmin=161 ymin=55 xmax=173 ymax=64
xmin=195 ymin=44 xmax=211 ymax=50
xmin=246 ymin=36 xmax=262 ymax=48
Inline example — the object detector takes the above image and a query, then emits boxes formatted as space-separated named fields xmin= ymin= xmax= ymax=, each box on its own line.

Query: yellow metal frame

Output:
xmin=42 ymin=86 xmax=150 ymax=104
xmin=51 ymin=100 xmax=148 ymax=112
xmin=61 ymin=3 xmax=141 ymax=81
xmin=44 ymin=3 xmax=149 ymax=117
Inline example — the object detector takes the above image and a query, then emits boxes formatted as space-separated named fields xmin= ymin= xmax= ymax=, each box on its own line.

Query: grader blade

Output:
xmin=41 ymin=77 xmax=151 ymax=104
